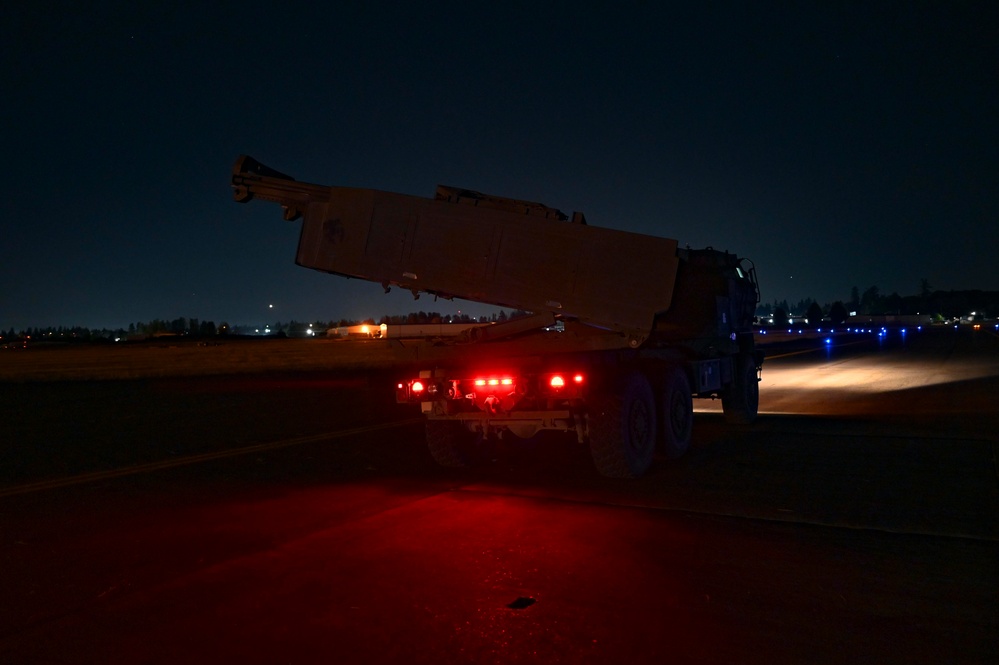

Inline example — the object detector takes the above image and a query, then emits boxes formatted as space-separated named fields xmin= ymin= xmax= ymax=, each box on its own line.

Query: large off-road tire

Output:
xmin=722 ymin=354 xmax=760 ymax=425
xmin=660 ymin=368 xmax=693 ymax=459
xmin=588 ymin=372 xmax=657 ymax=478
xmin=425 ymin=420 xmax=480 ymax=467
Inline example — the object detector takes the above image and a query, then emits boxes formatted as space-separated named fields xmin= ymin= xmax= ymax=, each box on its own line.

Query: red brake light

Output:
xmin=543 ymin=372 xmax=584 ymax=396
xmin=474 ymin=377 xmax=514 ymax=387
xmin=411 ymin=380 xmax=425 ymax=393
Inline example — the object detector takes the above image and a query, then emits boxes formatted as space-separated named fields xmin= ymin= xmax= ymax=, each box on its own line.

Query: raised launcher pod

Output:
xmin=231 ymin=155 xmax=681 ymax=347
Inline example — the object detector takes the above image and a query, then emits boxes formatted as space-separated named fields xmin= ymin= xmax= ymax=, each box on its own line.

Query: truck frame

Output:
xmin=232 ymin=155 xmax=763 ymax=477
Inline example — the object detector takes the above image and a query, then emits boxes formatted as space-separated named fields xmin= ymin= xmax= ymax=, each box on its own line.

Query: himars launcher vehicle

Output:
xmin=232 ymin=156 xmax=763 ymax=478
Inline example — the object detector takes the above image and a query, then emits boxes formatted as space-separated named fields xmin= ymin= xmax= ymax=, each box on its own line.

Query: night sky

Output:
xmin=3 ymin=2 xmax=997 ymax=331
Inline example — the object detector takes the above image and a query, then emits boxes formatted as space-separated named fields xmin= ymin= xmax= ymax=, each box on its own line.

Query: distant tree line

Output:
xmin=759 ymin=279 xmax=999 ymax=325
xmin=1 ymin=325 xmax=123 ymax=343
xmin=1 ymin=309 xmax=530 ymax=343
xmin=5 ymin=287 xmax=996 ymax=345
xmin=375 ymin=309 xmax=531 ymax=326
xmin=3 ymin=317 xmax=222 ymax=343
xmin=130 ymin=318 xmax=219 ymax=337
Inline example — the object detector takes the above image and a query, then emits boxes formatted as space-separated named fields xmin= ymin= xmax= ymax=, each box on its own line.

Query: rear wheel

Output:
xmin=426 ymin=420 xmax=481 ymax=467
xmin=660 ymin=368 xmax=693 ymax=459
xmin=588 ymin=372 xmax=657 ymax=478
xmin=722 ymin=355 xmax=759 ymax=425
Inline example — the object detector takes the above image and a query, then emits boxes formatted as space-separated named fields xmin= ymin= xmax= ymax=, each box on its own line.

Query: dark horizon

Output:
xmin=6 ymin=285 xmax=999 ymax=341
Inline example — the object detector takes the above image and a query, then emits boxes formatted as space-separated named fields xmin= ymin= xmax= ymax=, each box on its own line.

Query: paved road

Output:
xmin=1 ymin=327 xmax=997 ymax=663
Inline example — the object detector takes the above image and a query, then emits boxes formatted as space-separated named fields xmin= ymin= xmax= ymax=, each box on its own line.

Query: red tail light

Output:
xmin=543 ymin=372 xmax=584 ymax=396
xmin=397 ymin=371 xmax=585 ymax=404
xmin=474 ymin=377 xmax=514 ymax=387
xmin=396 ymin=378 xmax=434 ymax=403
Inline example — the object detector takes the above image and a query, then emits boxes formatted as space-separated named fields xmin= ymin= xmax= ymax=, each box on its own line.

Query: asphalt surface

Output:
xmin=1 ymin=326 xmax=997 ymax=664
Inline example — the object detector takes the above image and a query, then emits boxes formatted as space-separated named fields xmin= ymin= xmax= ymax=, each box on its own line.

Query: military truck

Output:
xmin=232 ymin=155 xmax=763 ymax=478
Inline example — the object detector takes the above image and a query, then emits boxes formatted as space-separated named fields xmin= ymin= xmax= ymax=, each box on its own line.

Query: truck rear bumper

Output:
xmin=423 ymin=408 xmax=578 ymax=439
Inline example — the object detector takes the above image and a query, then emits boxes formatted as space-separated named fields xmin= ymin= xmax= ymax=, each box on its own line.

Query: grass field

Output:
xmin=0 ymin=328 xmax=647 ymax=382
xmin=0 ymin=338 xmax=425 ymax=382
xmin=1 ymin=331 xmax=819 ymax=382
